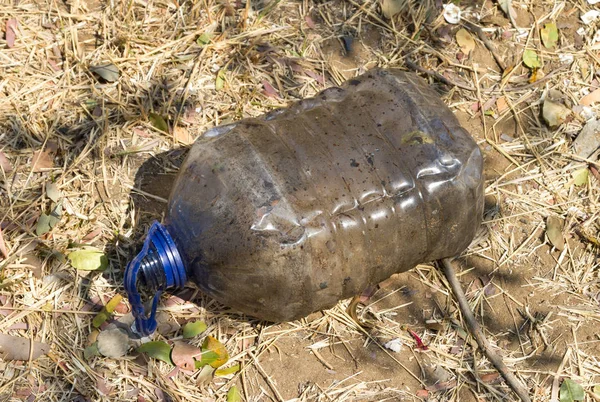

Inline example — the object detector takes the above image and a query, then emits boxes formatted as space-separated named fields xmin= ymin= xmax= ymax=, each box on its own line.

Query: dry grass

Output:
xmin=1 ymin=0 xmax=600 ymax=401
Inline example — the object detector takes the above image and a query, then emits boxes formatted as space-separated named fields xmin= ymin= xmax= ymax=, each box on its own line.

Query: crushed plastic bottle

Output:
xmin=125 ymin=69 xmax=484 ymax=335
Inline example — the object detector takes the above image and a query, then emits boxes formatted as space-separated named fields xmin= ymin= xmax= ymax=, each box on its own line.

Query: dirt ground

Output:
xmin=1 ymin=0 xmax=600 ymax=401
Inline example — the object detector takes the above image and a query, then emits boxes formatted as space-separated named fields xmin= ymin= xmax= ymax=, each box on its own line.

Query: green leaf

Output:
xmin=182 ymin=320 xmax=207 ymax=339
xmin=216 ymin=363 xmax=241 ymax=376
xmin=216 ymin=69 xmax=226 ymax=91
xmin=594 ymin=385 xmax=600 ymax=396
xmin=36 ymin=214 xmax=53 ymax=236
xmin=573 ymin=168 xmax=588 ymax=187
xmin=67 ymin=247 xmax=108 ymax=271
xmin=137 ymin=341 xmax=174 ymax=365
xmin=523 ymin=49 xmax=542 ymax=69
xmin=194 ymin=349 xmax=220 ymax=369
xmin=149 ymin=112 xmax=169 ymax=133
xmin=541 ymin=22 xmax=559 ymax=48
xmin=227 ymin=385 xmax=242 ymax=402
xmin=89 ymin=63 xmax=120 ymax=82
xmin=84 ymin=342 xmax=100 ymax=360
xmin=560 ymin=378 xmax=585 ymax=402
xmin=92 ymin=294 xmax=123 ymax=328
xmin=196 ymin=33 xmax=212 ymax=45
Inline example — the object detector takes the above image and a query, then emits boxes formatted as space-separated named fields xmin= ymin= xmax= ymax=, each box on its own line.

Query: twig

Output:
xmin=405 ymin=58 xmax=476 ymax=91
xmin=439 ymin=258 xmax=531 ymax=402
xmin=462 ymin=20 xmax=507 ymax=71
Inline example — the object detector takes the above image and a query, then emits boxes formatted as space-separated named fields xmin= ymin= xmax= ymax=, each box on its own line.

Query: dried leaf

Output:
xmin=227 ymin=386 xmax=242 ymax=402
xmin=546 ymin=216 xmax=565 ymax=251
xmin=381 ymin=0 xmax=403 ymax=19
xmin=97 ymin=328 xmax=129 ymax=358
xmin=89 ymin=64 xmax=120 ymax=82
xmin=262 ymin=80 xmax=280 ymax=98
xmin=149 ymin=113 xmax=169 ymax=133
xmin=560 ymin=378 xmax=584 ymax=402
xmin=46 ymin=182 xmax=61 ymax=203
xmin=173 ymin=126 xmax=194 ymax=145
xmin=36 ymin=213 xmax=60 ymax=236
xmin=573 ymin=168 xmax=589 ymax=187
xmin=593 ymin=385 xmax=600 ymax=397
xmin=182 ymin=320 xmax=207 ymax=339
xmin=580 ymin=88 xmax=600 ymax=106
xmin=543 ymin=99 xmax=571 ymax=127
xmin=496 ymin=96 xmax=509 ymax=114
xmin=92 ymin=294 xmax=123 ymax=328
xmin=96 ymin=377 xmax=113 ymax=396
xmin=0 ymin=151 xmax=12 ymax=173
xmin=171 ymin=342 xmax=202 ymax=371
xmin=455 ymin=29 xmax=475 ymax=55
xmin=498 ymin=0 xmax=518 ymax=26
xmin=6 ymin=18 xmax=17 ymax=48
xmin=215 ymin=364 xmax=241 ymax=376
xmin=68 ymin=247 xmax=108 ymax=271
xmin=541 ymin=22 xmax=559 ymax=48
xmin=0 ymin=226 xmax=7 ymax=259
xmin=196 ymin=365 xmax=215 ymax=387
xmin=0 ymin=334 xmax=50 ymax=360
xmin=523 ymin=49 xmax=542 ymax=69
xmin=138 ymin=341 xmax=174 ymax=365
xmin=31 ymin=150 xmax=53 ymax=172
xmin=216 ymin=69 xmax=226 ymax=91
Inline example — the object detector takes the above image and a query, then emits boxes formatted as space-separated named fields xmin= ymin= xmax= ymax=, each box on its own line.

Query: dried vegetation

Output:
xmin=1 ymin=0 xmax=600 ymax=401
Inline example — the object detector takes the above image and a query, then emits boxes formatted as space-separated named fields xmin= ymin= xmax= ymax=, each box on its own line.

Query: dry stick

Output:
xmin=439 ymin=258 xmax=531 ymax=402
xmin=405 ymin=58 xmax=476 ymax=91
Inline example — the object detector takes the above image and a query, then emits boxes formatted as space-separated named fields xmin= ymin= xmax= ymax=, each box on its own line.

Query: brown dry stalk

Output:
xmin=440 ymin=258 xmax=531 ymax=402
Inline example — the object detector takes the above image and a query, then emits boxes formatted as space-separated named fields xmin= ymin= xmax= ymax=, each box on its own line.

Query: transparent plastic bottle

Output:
xmin=125 ymin=69 xmax=484 ymax=335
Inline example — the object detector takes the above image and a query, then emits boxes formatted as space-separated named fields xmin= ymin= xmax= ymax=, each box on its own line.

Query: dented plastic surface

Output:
xmin=129 ymin=69 xmax=484 ymax=326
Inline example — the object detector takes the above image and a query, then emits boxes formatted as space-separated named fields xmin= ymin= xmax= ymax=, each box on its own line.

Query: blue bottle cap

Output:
xmin=124 ymin=221 xmax=187 ymax=336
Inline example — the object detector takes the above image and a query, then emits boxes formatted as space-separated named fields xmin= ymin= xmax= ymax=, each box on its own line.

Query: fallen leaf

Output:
xmin=523 ymin=49 xmax=542 ymax=69
xmin=96 ymin=377 xmax=113 ymax=396
xmin=92 ymin=294 xmax=123 ymax=328
xmin=171 ymin=342 xmax=202 ymax=372
xmin=546 ymin=216 xmax=565 ymax=251
xmin=173 ymin=126 xmax=194 ymax=145
xmin=32 ymin=149 xmax=53 ymax=172
xmin=227 ymin=385 xmax=242 ymax=402
xmin=68 ymin=247 xmax=108 ymax=271
xmin=415 ymin=389 xmax=429 ymax=398
xmin=573 ymin=168 xmax=589 ymax=187
xmin=97 ymin=328 xmax=129 ymax=358
xmin=480 ymin=372 xmax=501 ymax=383
xmin=196 ymin=365 xmax=215 ymax=387
xmin=496 ymin=96 xmax=509 ymax=114
xmin=149 ymin=113 xmax=169 ymax=133
xmin=498 ymin=0 xmax=518 ymax=27
xmin=0 ymin=334 xmax=50 ymax=360
xmin=262 ymin=80 xmax=280 ymax=98
xmin=215 ymin=364 xmax=241 ymax=376
xmin=89 ymin=63 xmax=120 ymax=82
xmin=84 ymin=342 xmax=100 ymax=360
xmin=455 ymin=28 xmax=475 ymax=55
xmin=304 ymin=15 xmax=316 ymax=29
xmin=138 ymin=341 xmax=174 ymax=365
xmin=182 ymin=320 xmax=207 ymax=339
xmin=560 ymin=378 xmax=584 ymax=402
xmin=442 ymin=3 xmax=461 ymax=24
xmin=36 ymin=212 xmax=60 ymax=236
xmin=216 ymin=69 xmax=226 ymax=91
xmin=0 ymin=151 xmax=12 ymax=173
xmin=196 ymin=336 xmax=229 ymax=369
xmin=541 ymin=22 xmax=559 ymax=48
xmin=543 ymin=99 xmax=571 ymax=127
xmin=381 ymin=0 xmax=403 ymax=19
xmin=0 ymin=226 xmax=7 ymax=259
xmin=580 ymin=88 xmax=600 ymax=106
xmin=593 ymin=385 xmax=600 ymax=397
xmin=196 ymin=33 xmax=212 ymax=45
xmin=6 ymin=18 xmax=17 ymax=48
xmin=46 ymin=182 xmax=61 ymax=203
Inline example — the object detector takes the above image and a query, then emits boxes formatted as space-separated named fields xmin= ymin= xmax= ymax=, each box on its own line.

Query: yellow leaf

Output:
xmin=455 ymin=29 xmax=475 ymax=55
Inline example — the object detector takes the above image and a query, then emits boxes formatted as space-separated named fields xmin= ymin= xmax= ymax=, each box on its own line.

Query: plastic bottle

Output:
xmin=125 ymin=69 xmax=484 ymax=335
